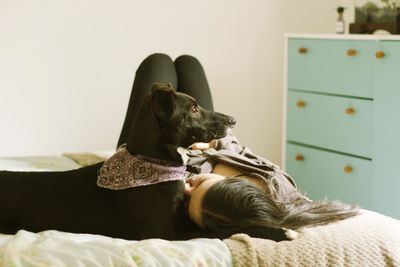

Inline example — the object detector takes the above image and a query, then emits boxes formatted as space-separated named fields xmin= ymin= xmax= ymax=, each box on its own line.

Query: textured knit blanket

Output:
xmin=224 ymin=210 xmax=400 ymax=267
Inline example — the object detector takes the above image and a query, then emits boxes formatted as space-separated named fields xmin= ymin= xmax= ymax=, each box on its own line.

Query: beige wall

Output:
xmin=0 ymin=0 xmax=354 ymax=163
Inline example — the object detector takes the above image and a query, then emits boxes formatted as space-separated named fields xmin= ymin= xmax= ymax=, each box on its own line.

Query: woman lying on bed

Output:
xmin=116 ymin=53 xmax=359 ymax=240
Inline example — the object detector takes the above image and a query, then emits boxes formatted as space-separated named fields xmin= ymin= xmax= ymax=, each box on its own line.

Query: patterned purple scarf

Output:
xmin=97 ymin=148 xmax=186 ymax=190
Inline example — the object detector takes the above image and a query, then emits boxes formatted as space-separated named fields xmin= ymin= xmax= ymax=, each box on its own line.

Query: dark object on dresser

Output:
xmin=350 ymin=7 xmax=400 ymax=34
xmin=349 ymin=21 xmax=400 ymax=34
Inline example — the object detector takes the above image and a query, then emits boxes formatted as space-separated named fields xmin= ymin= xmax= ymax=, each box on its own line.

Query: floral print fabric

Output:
xmin=97 ymin=148 xmax=186 ymax=190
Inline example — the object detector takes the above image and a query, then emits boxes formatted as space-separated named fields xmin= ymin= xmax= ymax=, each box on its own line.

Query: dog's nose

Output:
xmin=227 ymin=118 xmax=236 ymax=127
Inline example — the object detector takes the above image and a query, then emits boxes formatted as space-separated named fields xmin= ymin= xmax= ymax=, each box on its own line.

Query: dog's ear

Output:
xmin=151 ymin=83 xmax=176 ymax=121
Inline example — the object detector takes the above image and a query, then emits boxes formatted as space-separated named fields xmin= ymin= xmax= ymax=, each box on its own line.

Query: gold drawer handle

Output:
xmin=344 ymin=165 xmax=353 ymax=173
xmin=296 ymin=100 xmax=306 ymax=108
xmin=375 ymin=51 xmax=385 ymax=59
xmin=345 ymin=107 xmax=355 ymax=115
xmin=295 ymin=154 xmax=305 ymax=161
xmin=347 ymin=49 xmax=357 ymax=57
xmin=298 ymin=47 xmax=308 ymax=54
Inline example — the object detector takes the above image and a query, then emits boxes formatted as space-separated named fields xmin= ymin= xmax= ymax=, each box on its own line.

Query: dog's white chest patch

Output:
xmin=97 ymin=148 xmax=186 ymax=190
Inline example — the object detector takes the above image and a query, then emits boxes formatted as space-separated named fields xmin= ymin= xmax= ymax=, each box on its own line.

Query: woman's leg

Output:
xmin=174 ymin=55 xmax=214 ymax=111
xmin=117 ymin=53 xmax=177 ymax=148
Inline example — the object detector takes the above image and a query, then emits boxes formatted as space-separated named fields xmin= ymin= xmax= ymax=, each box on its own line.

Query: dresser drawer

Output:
xmin=288 ymin=38 xmax=374 ymax=98
xmin=285 ymin=143 xmax=372 ymax=208
xmin=287 ymin=91 xmax=373 ymax=158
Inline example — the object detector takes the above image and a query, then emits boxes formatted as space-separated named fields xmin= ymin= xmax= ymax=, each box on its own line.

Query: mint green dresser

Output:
xmin=284 ymin=34 xmax=400 ymax=219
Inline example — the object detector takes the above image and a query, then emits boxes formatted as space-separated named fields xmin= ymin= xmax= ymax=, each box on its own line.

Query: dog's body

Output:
xmin=0 ymin=83 xmax=236 ymax=240
xmin=0 ymin=162 xmax=183 ymax=239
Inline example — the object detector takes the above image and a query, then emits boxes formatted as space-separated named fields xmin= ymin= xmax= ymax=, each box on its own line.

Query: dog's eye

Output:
xmin=190 ymin=104 xmax=199 ymax=113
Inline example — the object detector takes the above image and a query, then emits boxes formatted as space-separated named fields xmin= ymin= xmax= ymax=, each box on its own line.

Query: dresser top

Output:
xmin=285 ymin=33 xmax=400 ymax=41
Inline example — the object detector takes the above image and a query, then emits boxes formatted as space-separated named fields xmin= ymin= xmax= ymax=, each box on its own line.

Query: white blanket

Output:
xmin=0 ymin=230 xmax=232 ymax=267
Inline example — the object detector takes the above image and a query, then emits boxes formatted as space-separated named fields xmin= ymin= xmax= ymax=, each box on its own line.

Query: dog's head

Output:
xmin=127 ymin=83 xmax=235 ymax=163
xmin=151 ymin=83 xmax=235 ymax=149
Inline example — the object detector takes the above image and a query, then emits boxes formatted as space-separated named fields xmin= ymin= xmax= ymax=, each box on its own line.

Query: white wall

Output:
xmin=0 ymin=0 xmax=354 ymax=164
xmin=281 ymin=0 xmax=354 ymax=34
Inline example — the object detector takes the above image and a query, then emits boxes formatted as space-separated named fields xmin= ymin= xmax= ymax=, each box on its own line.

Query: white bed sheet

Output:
xmin=0 ymin=230 xmax=232 ymax=267
xmin=0 ymin=150 xmax=114 ymax=171
xmin=0 ymin=156 xmax=82 ymax=171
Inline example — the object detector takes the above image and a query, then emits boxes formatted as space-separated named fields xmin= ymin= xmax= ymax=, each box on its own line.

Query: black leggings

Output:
xmin=117 ymin=53 xmax=214 ymax=148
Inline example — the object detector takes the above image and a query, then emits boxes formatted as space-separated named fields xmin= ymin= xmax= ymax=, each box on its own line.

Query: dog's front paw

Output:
xmin=283 ymin=228 xmax=299 ymax=240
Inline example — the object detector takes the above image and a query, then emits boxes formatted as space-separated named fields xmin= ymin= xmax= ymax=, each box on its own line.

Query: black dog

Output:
xmin=0 ymin=83 xmax=235 ymax=240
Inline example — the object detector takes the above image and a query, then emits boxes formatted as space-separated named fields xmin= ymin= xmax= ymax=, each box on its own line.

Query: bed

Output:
xmin=1 ymin=153 xmax=400 ymax=267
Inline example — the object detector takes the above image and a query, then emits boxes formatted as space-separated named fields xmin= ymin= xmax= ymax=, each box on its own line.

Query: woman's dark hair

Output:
xmin=201 ymin=177 xmax=286 ymax=234
xmin=200 ymin=175 xmax=359 ymax=234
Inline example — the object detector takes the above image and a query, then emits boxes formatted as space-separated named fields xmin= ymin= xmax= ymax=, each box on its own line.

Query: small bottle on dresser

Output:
xmin=336 ymin=6 xmax=345 ymax=34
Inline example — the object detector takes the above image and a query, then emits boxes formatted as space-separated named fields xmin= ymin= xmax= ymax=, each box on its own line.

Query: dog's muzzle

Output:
xmin=225 ymin=117 xmax=236 ymax=128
